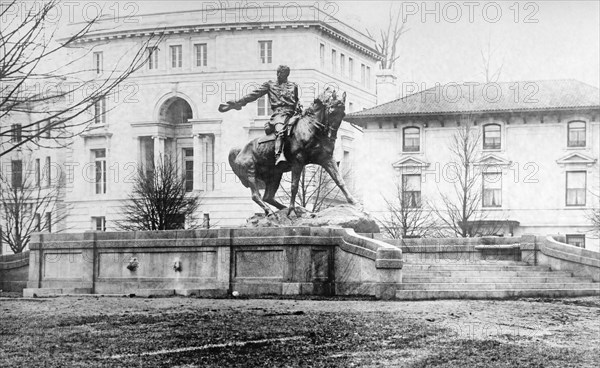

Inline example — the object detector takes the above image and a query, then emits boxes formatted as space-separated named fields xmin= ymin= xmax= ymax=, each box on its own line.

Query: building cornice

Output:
xmin=63 ymin=7 xmax=381 ymax=60
xmin=347 ymin=106 xmax=600 ymax=122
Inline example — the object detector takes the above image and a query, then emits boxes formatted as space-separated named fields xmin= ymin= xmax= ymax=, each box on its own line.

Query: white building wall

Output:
xmin=63 ymin=16 xmax=379 ymax=231
xmin=355 ymin=113 xmax=600 ymax=251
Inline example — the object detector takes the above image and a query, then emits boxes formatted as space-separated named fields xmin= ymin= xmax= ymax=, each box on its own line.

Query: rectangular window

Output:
xmin=567 ymin=121 xmax=586 ymax=147
xmin=170 ymin=45 xmax=182 ymax=68
xmin=93 ymin=149 xmax=107 ymax=194
xmin=11 ymin=123 xmax=22 ymax=142
xmin=34 ymin=213 xmax=41 ymax=232
xmin=184 ymin=148 xmax=194 ymax=192
xmin=319 ymin=43 xmax=325 ymax=68
xmin=348 ymin=102 xmax=354 ymax=113
xmin=349 ymin=57 xmax=354 ymax=80
xmin=92 ymin=217 xmax=106 ymax=231
xmin=483 ymin=124 xmax=501 ymax=149
xmin=194 ymin=43 xmax=207 ymax=67
xmin=35 ymin=159 xmax=40 ymax=187
xmin=259 ymin=41 xmax=272 ymax=64
xmin=403 ymin=127 xmax=420 ymax=152
xmin=482 ymin=172 xmax=502 ymax=207
xmin=93 ymin=51 xmax=103 ymax=74
xmin=45 ymin=156 xmax=51 ymax=186
xmin=331 ymin=49 xmax=337 ymax=72
xmin=45 ymin=212 xmax=52 ymax=233
xmin=340 ymin=53 xmax=345 ymax=76
xmin=147 ymin=47 xmax=159 ymax=69
xmin=366 ymin=66 xmax=371 ymax=88
xmin=566 ymin=234 xmax=585 ymax=248
xmin=94 ymin=98 xmax=106 ymax=125
xmin=257 ymin=95 xmax=272 ymax=116
xmin=360 ymin=63 xmax=366 ymax=86
xmin=142 ymin=137 xmax=155 ymax=177
xmin=402 ymin=174 xmax=421 ymax=208
xmin=566 ymin=171 xmax=586 ymax=206
xmin=11 ymin=160 xmax=22 ymax=188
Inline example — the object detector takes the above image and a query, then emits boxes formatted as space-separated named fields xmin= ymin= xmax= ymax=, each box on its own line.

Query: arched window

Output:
xmin=159 ymin=97 xmax=193 ymax=124
xmin=483 ymin=124 xmax=501 ymax=149
xmin=403 ymin=127 xmax=420 ymax=152
xmin=567 ymin=121 xmax=586 ymax=147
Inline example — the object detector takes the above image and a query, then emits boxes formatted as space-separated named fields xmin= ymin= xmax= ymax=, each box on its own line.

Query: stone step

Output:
xmin=403 ymin=255 xmax=521 ymax=263
xmin=134 ymin=289 xmax=175 ymax=297
xmin=403 ymin=270 xmax=574 ymax=278
xmin=402 ymin=264 xmax=547 ymax=271
xmin=399 ymin=282 xmax=599 ymax=291
xmin=402 ymin=253 xmax=520 ymax=263
xmin=395 ymin=288 xmax=600 ymax=300
xmin=23 ymin=288 xmax=92 ymax=297
xmin=402 ymin=276 xmax=592 ymax=284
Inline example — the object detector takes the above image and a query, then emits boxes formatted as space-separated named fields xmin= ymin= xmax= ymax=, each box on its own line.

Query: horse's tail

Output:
xmin=228 ymin=147 xmax=250 ymax=188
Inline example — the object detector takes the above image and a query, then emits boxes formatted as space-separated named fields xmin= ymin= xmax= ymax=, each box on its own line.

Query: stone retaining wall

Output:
xmin=25 ymin=227 xmax=402 ymax=299
xmin=0 ymin=251 xmax=30 ymax=292
xmin=536 ymin=235 xmax=600 ymax=282
xmin=382 ymin=236 xmax=522 ymax=263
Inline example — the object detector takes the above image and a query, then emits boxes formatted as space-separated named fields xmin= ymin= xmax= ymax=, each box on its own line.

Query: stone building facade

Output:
xmin=346 ymin=80 xmax=600 ymax=251
xmin=58 ymin=6 xmax=379 ymax=232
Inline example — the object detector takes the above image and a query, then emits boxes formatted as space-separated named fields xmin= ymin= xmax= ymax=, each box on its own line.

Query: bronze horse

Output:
xmin=228 ymin=89 xmax=358 ymax=216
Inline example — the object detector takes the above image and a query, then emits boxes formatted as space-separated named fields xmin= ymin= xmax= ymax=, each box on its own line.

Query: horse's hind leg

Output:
xmin=320 ymin=158 xmax=358 ymax=205
xmin=263 ymin=173 xmax=286 ymax=210
xmin=287 ymin=163 xmax=304 ymax=217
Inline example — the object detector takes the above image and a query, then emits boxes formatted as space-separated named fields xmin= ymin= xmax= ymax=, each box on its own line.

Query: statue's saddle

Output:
xmin=257 ymin=134 xmax=276 ymax=144
xmin=257 ymin=113 xmax=301 ymax=145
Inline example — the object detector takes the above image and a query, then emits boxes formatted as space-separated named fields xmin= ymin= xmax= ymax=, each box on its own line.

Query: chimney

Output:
xmin=376 ymin=69 xmax=398 ymax=105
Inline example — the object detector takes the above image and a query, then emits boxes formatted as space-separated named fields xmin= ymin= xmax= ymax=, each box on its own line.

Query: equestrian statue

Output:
xmin=219 ymin=65 xmax=358 ymax=217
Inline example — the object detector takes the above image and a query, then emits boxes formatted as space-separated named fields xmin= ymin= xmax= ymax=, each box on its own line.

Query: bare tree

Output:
xmin=0 ymin=0 xmax=161 ymax=157
xmin=379 ymin=176 xmax=437 ymax=239
xmin=480 ymin=34 xmax=504 ymax=83
xmin=117 ymin=156 xmax=202 ymax=231
xmin=278 ymin=164 xmax=351 ymax=212
xmin=431 ymin=116 xmax=506 ymax=237
xmin=589 ymin=204 xmax=600 ymax=231
xmin=0 ymin=163 xmax=65 ymax=253
xmin=365 ymin=3 xmax=409 ymax=70
xmin=588 ymin=176 xmax=600 ymax=234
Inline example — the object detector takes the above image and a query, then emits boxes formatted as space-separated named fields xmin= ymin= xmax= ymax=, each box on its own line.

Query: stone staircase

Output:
xmin=393 ymin=242 xmax=600 ymax=300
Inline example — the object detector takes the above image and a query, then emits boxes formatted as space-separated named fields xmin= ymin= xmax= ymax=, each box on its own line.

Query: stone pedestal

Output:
xmin=244 ymin=204 xmax=380 ymax=234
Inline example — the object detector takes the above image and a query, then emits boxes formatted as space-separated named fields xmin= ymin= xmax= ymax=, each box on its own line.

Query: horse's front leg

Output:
xmin=320 ymin=158 xmax=358 ymax=205
xmin=287 ymin=163 xmax=304 ymax=217
xmin=246 ymin=165 xmax=274 ymax=216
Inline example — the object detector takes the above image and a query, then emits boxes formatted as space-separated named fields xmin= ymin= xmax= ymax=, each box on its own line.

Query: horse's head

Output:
xmin=324 ymin=89 xmax=347 ymax=130
xmin=306 ymin=87 xmax=346 ymax=140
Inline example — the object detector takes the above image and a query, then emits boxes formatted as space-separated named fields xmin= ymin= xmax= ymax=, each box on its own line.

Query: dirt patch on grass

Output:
xmin=0 ymin=296 xmax=598 ymax=367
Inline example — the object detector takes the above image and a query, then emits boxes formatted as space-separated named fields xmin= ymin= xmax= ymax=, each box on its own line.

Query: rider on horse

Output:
xmin=219 ymin=65 xmax=300 ymax=166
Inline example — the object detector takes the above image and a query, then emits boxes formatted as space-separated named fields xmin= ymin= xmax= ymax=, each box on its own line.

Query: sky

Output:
xmin=34 ymin=0 xmax=600 ymax=89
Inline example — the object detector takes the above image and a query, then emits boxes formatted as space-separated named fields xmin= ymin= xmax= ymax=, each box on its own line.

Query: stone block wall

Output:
xmin=0 ymin=251 xmax=30 ymax=292
xmin=382 ymin=236 xmax=522 ymax=264
xmin=25 ymin=227 xmax=403 ymax=299
xmin=537 ymin=235 xmax=600 ymax=281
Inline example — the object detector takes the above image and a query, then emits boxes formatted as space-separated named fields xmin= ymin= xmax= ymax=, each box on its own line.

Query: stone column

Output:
xmin=193 ymin=134 xmax=203 ymax=191
xmin=206 ymin=135 xmax=215 ymax=191
xmin=152 ymin=135 xmax=165 ymax=168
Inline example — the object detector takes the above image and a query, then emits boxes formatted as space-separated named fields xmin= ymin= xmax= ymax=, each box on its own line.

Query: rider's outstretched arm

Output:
xmin=231 ymin=81 xmax=270 ymax=108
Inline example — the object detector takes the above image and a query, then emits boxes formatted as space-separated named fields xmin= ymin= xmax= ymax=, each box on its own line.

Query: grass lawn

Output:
xmin=0 ymin=294 xmax=598 ymax=367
